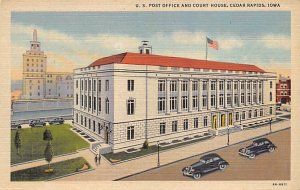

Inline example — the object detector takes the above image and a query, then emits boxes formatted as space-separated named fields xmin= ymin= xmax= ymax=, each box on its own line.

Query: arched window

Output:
xmin=105 ymin=98 xmax=109 ymax=114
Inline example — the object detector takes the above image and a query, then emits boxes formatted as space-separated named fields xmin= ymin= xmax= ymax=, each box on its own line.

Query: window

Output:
xmin=93 ymin=80 xmax=96 ymax=91
xmin=158 ymin=80 xmax=166 ymax=92
xmin=270 ymin=92 xmax=272 ymax=101
xmin=247 ymin=93 xmax=251 ymax=104
xmin=269 ymin=107 xmax=273 ymax=115
xmin=202 ymin=95 xmax=207 ymax=108
xmin=203 ymin=116 xmax=208 ymax=127
xmin=81 ymin=95 xmax=83 ymax=107
xmin=227 ymin=81 xmax=232 ymax=90
xmin=170 ymin=97 xmax=177 ymax=112
xmin=192 ymin=96 xmax=198 ymax=109
xmin=84 ymin=95 xmax=87 ymax=108
xmin=128 ymin=80 xmax=134 ymax=91
xmin=241 ymin=81 xmax=245 ymax=90
xmin=194 ymin=118 xmax=198 ymax=128
xmin=88 ymin=119 xmax=91 ymax=129
xmin=98 ymin=80 xmax=101 ymax=92
xmin=76 ymin=80 xmax=78 ymax=89
xmin=81 ymin=115 xmax=83 ymax=125
xmin=253 ymin=93 xmax=257 ymax=103
xmin=219 ymin=94 xmax=224 ymax=106
xmin=127 ymin=126 xmax=134 ymax=140
xmin=170 ymin=80 xmax=177 ymax=92
xmin=259 ymin=93 xmax=262 ymax=103
xmin=259 ymin=82 xmax=262 ymax=90
xmin=160 ymin=123 xmax=166 ymax=134
xmin=202 ymin=81 xmax=207 ymax=90
xmin=85 ymin=80 xmax=87 ymax=91
xmin=270 ymin=81 xmax=273 ymax=88
xmin=248 ymin=110 xmax=252 ymax=119
xmin=260 ymin=109 xmax=263 ymax=117
xmin=181 ymin=96 xmax=188 ymax=111
xmin=93 ymin=120 xmax=96 ymax=132
xmin=211 ymin=95 xmax=216 ymax=107
xmin=235 ymin=112 xmax=240 ymax=121
xmin=76 ymin=94 xmax=78 ymax=105
xmin=227 ymin=94 xmax=231 ymax=105
xmin=127 ymin=99 xmax=135 ymax=115
xmin=242 ymin=111 xmax=246 ymax=120
xmin=158 ymin=97 xmax=166 ymax=112
xmin=183 ymin=119 xmax=188 ymax=130
xmin=241 ymin=93 xmax=245 ymax=104
xmin=172 ymin=121 xmax=177 ymax=132
xmin=105 ymin=98 xmax=109 ymax=114
xmin=88 ymin=80 xmax=91 ymax=91
xmin=88 ymin=96 xmax=91 ymax=109
xmin=98 ymin=98 xmax=101 ymax=112
xmin=211 ymin=81 xmax=216 ymax=90
xmin=234 ymin=81 xmax=238 ymax=90
xmin=192 ymin=81 xmax=198 ymax=91
xmin=219 ymin=81 xmax=224 ymax=90
xmin=247 ymin=82 xmax=251 ymax=90
xmin=254 ymin=109 xmax=258 ymax=117
xmin=253 ymin=82 xmax=257 ymax=90
xmin=98 ymin=123 xmax=101 ymax=134
xmin=105 ymin=80 xmax=109 ymax=91
xmin=93 ymin=97 xmax=96 ymax=110
xmin=181 ymin=81 xmax=188 ymax=92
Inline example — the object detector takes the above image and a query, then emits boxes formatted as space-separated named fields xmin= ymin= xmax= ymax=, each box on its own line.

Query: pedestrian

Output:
xmin=98 ymin=154 xmax=101 ymax=165
xmin=95 ymin=154 xmax=98 ymax=166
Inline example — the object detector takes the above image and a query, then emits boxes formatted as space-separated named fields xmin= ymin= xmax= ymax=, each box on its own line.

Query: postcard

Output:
xmin=0 ymin=0 xmax=299 ymax=189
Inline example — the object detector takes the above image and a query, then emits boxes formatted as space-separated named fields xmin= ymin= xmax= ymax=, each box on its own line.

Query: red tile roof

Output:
xmin=88 ymin=52 xmax=265 ymax=73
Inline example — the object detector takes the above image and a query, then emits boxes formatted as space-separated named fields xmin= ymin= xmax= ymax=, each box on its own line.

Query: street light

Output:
xmin=157 ymin=141 xmax=160 ymax=167
xmin=269 ymin=118 xmax=272 ymax=133
xmin=226 ymin=111 xmax=230 ymax=146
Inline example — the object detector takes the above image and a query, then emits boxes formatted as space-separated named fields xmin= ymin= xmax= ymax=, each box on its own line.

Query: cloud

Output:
xmin=171 ymin=31 xmax=206 ymax=45
xmin=261 ymin=34 xmax=290 ymax=49
xmin=218 ymin=38 xmax=244 ymax=50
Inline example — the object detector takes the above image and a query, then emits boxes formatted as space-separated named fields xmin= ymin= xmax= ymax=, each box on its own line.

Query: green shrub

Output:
xmin=142 ymin=140 xmax=149 ymax=149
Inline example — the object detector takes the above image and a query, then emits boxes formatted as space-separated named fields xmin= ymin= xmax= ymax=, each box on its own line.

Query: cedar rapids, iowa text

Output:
xmin=146 ymin=3 xmax=280 ymax=8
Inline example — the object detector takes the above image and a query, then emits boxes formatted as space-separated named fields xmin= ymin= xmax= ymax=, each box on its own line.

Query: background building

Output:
xmin=73 ymin=42 xmax=277 ymax=153
xmin=22 ymin=29 xmax=73 ymax=100
xmin=276 ymin=75 xmax=291 ymax=104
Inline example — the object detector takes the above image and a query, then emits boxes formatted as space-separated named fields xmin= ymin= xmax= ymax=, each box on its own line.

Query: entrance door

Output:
xmin=228 ymin=113 xmax=233 ymax=126
xmin=221 ymin=114 xmax=225 ymax=127
xmin=105 ymin=126 xmax=109 ymax=144
xmin=212 ymin=115 xmax=217 ymax=129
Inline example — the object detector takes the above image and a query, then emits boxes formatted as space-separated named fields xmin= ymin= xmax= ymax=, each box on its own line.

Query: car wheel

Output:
xmin=269 ymin=147 xmax=275 ymax=152
xmin=249 ymin=153 xmax=256 ymax=159
xmin=193 ymin=173 xmax=201 ymax=180
xmin=219 ymin=164 xmax=227 ymax=171
xmin=182 ymin=170 xmax=188 ymax=176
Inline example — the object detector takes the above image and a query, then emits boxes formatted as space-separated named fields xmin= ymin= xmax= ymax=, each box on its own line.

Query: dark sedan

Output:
xmin=239 ymin=138 xmax=277 ymax=159
xmin=11 ymin=122 xmax=21 ymax=130
xmin=182 ymin=153 xmax=229 ymax=180
xmin=29 ymin=120 xmax=46 ymax=127
xmin=49 ymin=117 xmax=64 ymax=125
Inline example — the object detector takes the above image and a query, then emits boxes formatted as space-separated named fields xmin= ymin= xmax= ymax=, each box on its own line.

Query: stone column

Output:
xmin=216 ymin=79 xmax=219 ymax=109
xmin=251 ymin=80 xmax=254 ymax=105
xmin=177 ymin=79 xmax=181 ymax=113
xmin=256 ymin=80 xmax=259 ymax=104
xmin=198 ymin=79 xmax=202 ymax=111
xmin=166 ymin=79 xmax=170 ymax=114
xmin=238 ymin=80 xmax=241 ymax=107
xmin=224 ymin=79 xmax=228 ymax=108
xmin=188 ymin=79 xmax=193 ymax=112
xmin=207 ymin=79 xmax=211 ymax=110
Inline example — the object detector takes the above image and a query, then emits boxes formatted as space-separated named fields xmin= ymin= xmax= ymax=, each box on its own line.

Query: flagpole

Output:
xmin=205 ymin=36 xmax=208 ymax=61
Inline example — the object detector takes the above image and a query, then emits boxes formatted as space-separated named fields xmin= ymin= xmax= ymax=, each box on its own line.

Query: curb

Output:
xmin=11 ymin=151 xmax=78 ymax=167
xmin=46 ymin=168 xmax=95 ymax=181
xmin=114 ymin=127 xmax=290 ymax=181
xmin=104 ymin=136 xmax=215 ymax=165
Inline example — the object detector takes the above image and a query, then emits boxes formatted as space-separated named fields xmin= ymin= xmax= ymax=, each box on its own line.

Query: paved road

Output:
xmin=121 ymin=128 xmax=290 ymax=181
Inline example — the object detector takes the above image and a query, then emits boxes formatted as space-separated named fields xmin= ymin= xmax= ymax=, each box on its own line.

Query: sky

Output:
xmin=11 ymin=11 xmax=291 ymax=81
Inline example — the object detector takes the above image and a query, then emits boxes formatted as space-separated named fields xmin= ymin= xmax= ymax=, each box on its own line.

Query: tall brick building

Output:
xmin=276 ymin=75 xmax=291 ymax=104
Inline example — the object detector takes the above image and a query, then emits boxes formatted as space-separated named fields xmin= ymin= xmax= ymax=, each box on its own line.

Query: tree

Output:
xmin=43 ymin=129 xmax=53 ymax=142
xmin=44 ymin=141 xmax=53 ymax=169
xmin=14 ymin=130 xmax=22 ymax=155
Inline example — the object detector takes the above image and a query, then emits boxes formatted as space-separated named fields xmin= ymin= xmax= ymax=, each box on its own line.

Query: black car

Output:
xmin=11 ymin=122 xmax=21 ymax=130
xmin=239 ymin=138 xmax=277 ymax=159
xmin=49 ymin=117 xmax=64 ymax=125
xmin=182 ymin=153 xmax=229 ymax=180
xmin=29 ymin=120 xmax=46 ymax=127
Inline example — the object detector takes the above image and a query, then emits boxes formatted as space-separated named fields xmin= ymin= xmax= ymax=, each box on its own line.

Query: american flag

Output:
xmin=207 ymin=37 xmax=219 ymax=50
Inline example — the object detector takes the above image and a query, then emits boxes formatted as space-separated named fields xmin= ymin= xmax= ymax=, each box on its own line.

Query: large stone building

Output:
xmin=22 ymin=29 xmax=73 ymax=99
xmin=276 ymin=75 xmax=291 ymax=104
xmin=73 ymin=42 xmax=277 ymax=153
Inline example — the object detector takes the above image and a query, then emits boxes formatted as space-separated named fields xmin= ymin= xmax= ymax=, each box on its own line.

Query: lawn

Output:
xmin=11 ymin=157 xmax=90 ymax=181
xmin=11 ymin=124 xmax=89 ymax=165
xmin=103 ymin=135 xmax=212 ymax=163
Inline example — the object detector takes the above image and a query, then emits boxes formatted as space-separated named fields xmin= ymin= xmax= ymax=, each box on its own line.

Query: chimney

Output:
xmin=138 ymin=41 xmax=152 ymax=55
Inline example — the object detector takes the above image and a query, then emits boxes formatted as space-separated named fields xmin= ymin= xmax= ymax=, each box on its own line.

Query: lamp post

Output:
xmin=226 ymin=111 xmax=230 ymax=146
xmin=269 ymin=118 xmax=272 ymax=133
xmin=157 ymin=141 xmax=160 ymax=167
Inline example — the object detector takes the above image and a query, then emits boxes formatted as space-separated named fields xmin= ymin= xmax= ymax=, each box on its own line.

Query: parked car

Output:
xmin=49 ymin=117 xmax=64 ymax=125
xmin=239 ymin=138 xmax=277 ymax=159
xmin=11 ymin=122 xmax=21 ymax=130
xmin=29 ymin=120 xmax=46 ymax=127
xmin=182 ymin=153 xmax=229 ymax=180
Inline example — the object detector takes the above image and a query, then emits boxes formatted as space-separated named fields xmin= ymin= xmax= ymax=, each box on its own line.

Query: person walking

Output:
xmin=98 ymin=154 xmax=101 ymax=165
xmin=95 ymin=154 xmax=98 ymax=166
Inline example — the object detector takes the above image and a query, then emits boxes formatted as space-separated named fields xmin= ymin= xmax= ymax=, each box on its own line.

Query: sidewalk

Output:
xmin=56 ymin=119 xmax=290 ymax=181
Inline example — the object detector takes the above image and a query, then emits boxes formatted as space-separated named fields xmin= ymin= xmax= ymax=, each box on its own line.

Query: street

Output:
xmin=121 ymin=128 xmax=290 ymax=181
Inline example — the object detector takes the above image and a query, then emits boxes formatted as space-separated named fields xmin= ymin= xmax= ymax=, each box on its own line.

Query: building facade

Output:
xmin=22 ymin=29 xmax=73 ymax=100
xmin=73 ymin=44 xmax=277 ymax=153
xmin=276 ymin=75 xmax=291 ymax=104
